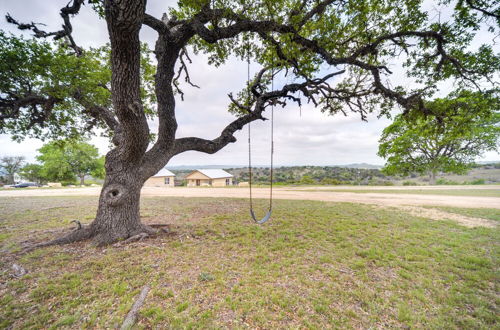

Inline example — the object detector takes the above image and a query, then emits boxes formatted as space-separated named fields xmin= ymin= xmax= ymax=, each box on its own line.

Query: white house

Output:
xmin=185 ymin=169 xmax=233 ymax=187
xmin=144 ymin=168 xmax=176 ymax=187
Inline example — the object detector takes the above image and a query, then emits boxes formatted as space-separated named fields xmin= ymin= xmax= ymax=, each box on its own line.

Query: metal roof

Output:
xmin=152 ymin=168 xmax=176 ymax=177
xmin=195 ymin=169 xmax=233 ymax=179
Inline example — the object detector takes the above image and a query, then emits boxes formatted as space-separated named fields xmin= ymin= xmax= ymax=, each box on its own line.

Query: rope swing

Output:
xmin=247 ymin=42 xmax=274 ymax=225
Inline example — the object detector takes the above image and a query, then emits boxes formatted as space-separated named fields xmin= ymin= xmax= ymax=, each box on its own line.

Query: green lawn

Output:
xmin=0 ymin=196 xmax=498 ymax=328
xmin=298 ymin=188 xmax=500 ymax=197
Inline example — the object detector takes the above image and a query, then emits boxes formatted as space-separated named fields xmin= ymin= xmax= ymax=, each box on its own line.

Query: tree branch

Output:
xmin=181 ymin=4 xmax=483 ymax=115
xmin=143 ymin=13 xmax=169 ymax=34
xmin=0 ymin=94 xmax=59 ymax=129
xmin=73 ymin=90 xmax=119 ymax=131
xmin=173 ymin=70 xmax=347 ymax=155
xmin=464 ymin=0 xmax=500 ymax=20
xmin=6 ymin=0 xmax=84 ymax=56
xmin=296 ymin=0 xmax=339 ymax=28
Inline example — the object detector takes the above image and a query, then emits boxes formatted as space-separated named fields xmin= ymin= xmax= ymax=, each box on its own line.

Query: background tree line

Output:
xmin=169 ymin=162 xmax=500 ymax=186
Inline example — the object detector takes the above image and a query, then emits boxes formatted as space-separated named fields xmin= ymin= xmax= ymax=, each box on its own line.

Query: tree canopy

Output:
xmin=0 ymin=31 xmax=155 ymax=141
xmin=2 ymin=0 xmax=498 ymax=146
xmin=378 ymin=90 xmax=500 ymax=182
xmin=19 ymin=163 xmax=44 ymax=184
xmin=1 ymin=0 xmax=498 ymax=246
xmin=0 ymin=156 xmax=25 ymax=184
xmin=36 ymin=140 xmax=104 ymax=185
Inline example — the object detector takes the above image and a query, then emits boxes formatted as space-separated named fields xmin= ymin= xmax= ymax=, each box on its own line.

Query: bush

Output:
xmin=435 ymin=178 xmax=459 ymax=185
xmin=402 ymin=180 xmax=417 ymax=186
xmin=61 ymin=180 xmax=78 ymax=186
xmin=368 ymin=179 xmax=394 ymax=186
xmin=83 ymin=179 xmax=103 ymax=186
xmin=468 ymin=178 xmax=485 ymax=185
xmin=320 ymin=178 xmax=342 ymax=185
xmin=299 ymin=175 xmax=315 ymax=185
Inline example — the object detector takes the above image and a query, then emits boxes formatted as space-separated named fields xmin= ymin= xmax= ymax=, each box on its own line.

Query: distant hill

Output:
xmin=476 ymin=160 xmax=500 ymax=165
xmin=166 ymin=165 xmax=247 ymax=171
xmin=166 ymin=163 xmax=383 ymax=170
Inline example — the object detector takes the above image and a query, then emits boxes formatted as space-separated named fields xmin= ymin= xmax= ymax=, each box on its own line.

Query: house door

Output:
xmin=196 ymin=179 xmax=200 ymax=186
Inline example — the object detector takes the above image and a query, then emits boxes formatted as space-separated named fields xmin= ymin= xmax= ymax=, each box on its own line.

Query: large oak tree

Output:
xmin=378 ymin=90 xmax=500 ymax=183
xmin=1 ymin=0 xmax=498 ymax=246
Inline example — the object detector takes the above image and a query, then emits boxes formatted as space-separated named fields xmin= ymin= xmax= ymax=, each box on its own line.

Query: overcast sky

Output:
xmin=0 ymin=0 xmax=498 ymax=166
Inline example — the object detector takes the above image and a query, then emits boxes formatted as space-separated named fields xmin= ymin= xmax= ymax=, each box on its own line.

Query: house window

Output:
xmin=165 ymin=177 xmax=170 ymax=185
xmin=226 ymin=178 xmax=230 ymax=185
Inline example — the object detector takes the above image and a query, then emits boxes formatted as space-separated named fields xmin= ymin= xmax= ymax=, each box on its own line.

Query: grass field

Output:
xmin=0 ymin=196 xmax=498 ymax=328
xmin=297 ymin=188 xmax=500 ymax=198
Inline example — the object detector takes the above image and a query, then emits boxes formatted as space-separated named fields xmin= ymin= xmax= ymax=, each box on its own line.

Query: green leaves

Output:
xmin=0 ymin=32 xmax=156 ymax=141
xmin=378 ymin=90 xmax=500 ymax=177
xmin=2 ymin=0 xmax=498 ymax=152
xmin=19 ymin=163 xmax=44 ymax=183
xmin=175 ymin=0 xmax=498 ymax=118
xmin=36 ymin=139 xmax=104 ymax=183
xmin=0 ymin=32 xmax=103 ymax=140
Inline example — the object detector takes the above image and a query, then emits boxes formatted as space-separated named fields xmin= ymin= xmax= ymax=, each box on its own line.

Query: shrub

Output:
xmin=299 ymin=175 xmax=315 ymax=185
xmin=435 ymin=178 xmax=459 ymax=185
xmin=83 ymin=179 xmax=103 ymax=186
xmin=368 ymin=179 xmax=394 ymax=186
xmin=402 ymin=180 xmax=417 ymax=186
xmin=320 ymin=178 xmax=342 ymax=185
xmin=61 ymin=180 xmax=78 ymax=186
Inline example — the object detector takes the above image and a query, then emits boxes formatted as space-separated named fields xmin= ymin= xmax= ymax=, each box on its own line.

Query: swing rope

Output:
xmin=247 ymin=48 xmax=254 ymax=213
xmin=247 ymin=40 xmax=274 ymax=224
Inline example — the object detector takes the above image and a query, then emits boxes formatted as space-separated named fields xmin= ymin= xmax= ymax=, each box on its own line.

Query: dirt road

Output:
xmin=1 ymin=185 xmax=498 ymax=208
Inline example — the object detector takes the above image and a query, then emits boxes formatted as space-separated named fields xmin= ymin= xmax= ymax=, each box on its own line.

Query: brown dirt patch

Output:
xmin=380 ymin=205 xmax=496 ymax=228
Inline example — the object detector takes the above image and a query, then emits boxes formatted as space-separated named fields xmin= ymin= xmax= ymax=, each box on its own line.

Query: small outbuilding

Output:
xmin=144 ymin=168 xmax=175 ymax=187
xmin=186 ymin=169 xmax=233 ymax=187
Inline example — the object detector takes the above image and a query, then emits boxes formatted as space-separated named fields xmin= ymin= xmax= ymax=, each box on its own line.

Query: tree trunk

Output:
xmin=86 ymin=0 xmax=154 ymax=246
xmin=32 ymin=154 xmax=160 ymax=248
xmin=30 ymin=0 xmax=160 ymax=248
xmin=79 ymin=175 xmax=85 ymax=186
xmin=91 ymin=181 xmax=148 ymax=245
xmin=88 ymin=155 xmax=156 ymax=246
xmin=429 ymin=171 xmax=437 ymax=185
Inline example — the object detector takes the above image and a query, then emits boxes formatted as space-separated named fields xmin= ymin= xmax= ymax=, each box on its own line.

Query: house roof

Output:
xmin=152 ymin=168 xmax=175 ymax=177
xmin=193 ymin=169 xmax=233 ymax=179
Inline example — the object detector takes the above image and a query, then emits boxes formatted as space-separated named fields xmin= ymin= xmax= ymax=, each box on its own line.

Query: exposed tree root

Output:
xmin=23 ymin=225 xmax=95 ymax=253
xmin=149 ymin=223 xmax=171 ymax=233
xmin=70 ymin=220 xmax=82 ymax=230
xmin=20 ymin=221 xmax=172 ymax=253
xmin=113 ymin=232 xmax=150 ymax=247
xmin=121 ymin=285 xmax=150 ymax=330
xmin=148 ymin=223 xmax=171 ymax=228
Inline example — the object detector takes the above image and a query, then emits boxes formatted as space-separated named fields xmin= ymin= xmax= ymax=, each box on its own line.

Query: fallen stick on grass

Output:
xmin=120 ymin=285 xmax=151 ymax=330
